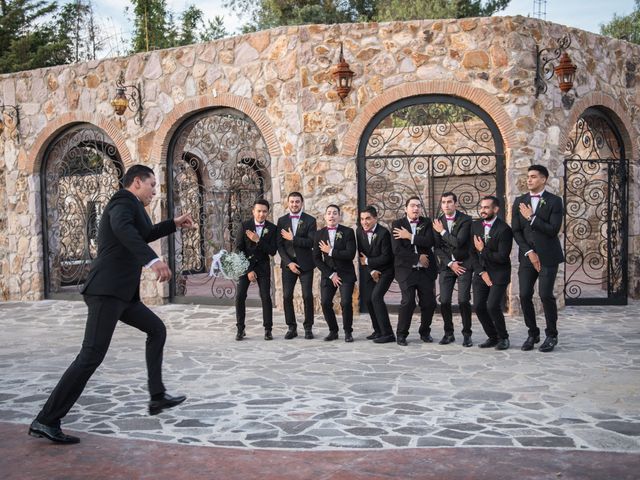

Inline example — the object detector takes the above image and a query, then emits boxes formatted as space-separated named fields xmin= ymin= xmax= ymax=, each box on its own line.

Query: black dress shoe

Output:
xmin=462 ymin=335 xmax=473 ymax=347
xmin=149 ymin=393 xmax=187 ymax=415
xmin=538 ymin=336 xmax=558 ymax=352
xmin=28 ymin=420 xmax=80 ymax=444
xmin=478 ymin=338 xmax=498 ymax=348
xmin=495 ymin=338 xmax=510 ymax=350
xmin=439 ymin=334 xmax=455 ymax=345
xmin=235 ymin=329 xmax=246 ymax=341
xmin=373 ymin=334 xmax=396 ymax=344
xmin=264 ymin=330 xmax=273 ymax=341
xmin=304 ymin=330 xmax=314 ymax=339
xmin=521 ymin=335 xmax=540 ymax=351
xmin=324 ymin=331 xmax=339 ymax=341
xmin=397 ymin=336 xmax=408 ymax=346
xmin=366 ymin=332 xmax=380 ymax=340
xmin=345 ymin=333 xmax=354 ymax=343
xmin=284 ymin=328 xmax=298 ymax=340
xmin=420 ymin=334 xmax=433 ymax=343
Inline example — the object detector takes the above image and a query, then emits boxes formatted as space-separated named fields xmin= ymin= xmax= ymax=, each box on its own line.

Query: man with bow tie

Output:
xmin=276 ymin=192 xmax=317 ymax=339
xmin=235 ymin=198 xmax=277 ymax=341
xmin=471 ymin=196 xmax=513 ymax=350
xmin=512 ymin=165 xmax=564 ymax=352
xmin=357 ymin=205 xmax=395 ymax=344
xmin=391 ymin=196 xmax=438 ymax=346
xmin=433 ymin=192 xmax=474 ymax=347
xmin=313 ymin=204 xmax=357 ymax=342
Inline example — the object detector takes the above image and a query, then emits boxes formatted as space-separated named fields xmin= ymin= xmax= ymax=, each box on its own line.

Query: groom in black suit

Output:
xmin=277 ymin=192 xmax=317 ymax=339
xmin=512 ymin=165 xmax=564 ymax=352
xmin=391 ymin=196 xmax=438 ymax=346
xmin=357 ymin=205 xmax=395 ymax=344
xmin=313 ymin=204 xmax=357 ymax=342
xmin=471 ymin=196 xmax=513 ymax=350
xmin=29 ymin=165 xmax=194 ymax=444
xmin=235 ymin=198 xmax=278 ymax=341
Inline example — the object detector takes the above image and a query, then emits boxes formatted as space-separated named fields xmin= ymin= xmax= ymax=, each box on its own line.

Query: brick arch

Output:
xmin=25 ymin=112 xmax=132 ymax=175
xmin=340 ymin=81 xmax=518 ymax=157
xmin=149 ymin=93 xmax=282 ymax=165
xmin=559 ymin=92 xmax=637 ymax=160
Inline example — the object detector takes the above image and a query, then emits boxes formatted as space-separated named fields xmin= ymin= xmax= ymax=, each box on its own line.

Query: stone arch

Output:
xmin=340 ymin=81 xmax=518 ymax=158
xmin=24 ymin=112 xmax=132 ymax=175
xmin=149 ymin=93 xmax=283 ymax=165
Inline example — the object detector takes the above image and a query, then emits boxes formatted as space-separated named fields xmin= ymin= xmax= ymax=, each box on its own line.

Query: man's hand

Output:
xmin=319 ymin=240 xmax=331 ymax=254
xmin=331 ymin=273 xmax=342 ymax=287
xmin=174 ymin=213 xmax=195 ymax=229
xmin=246 ymin=230 xmax=260 ymax=243
xmin=393 ymin=226 xmax=412 ymax=240
xmin=359 ymin=253 xmax=368 ymax=266
xmin=371 ymin=271 xmax=381 ymax=283
xmin=527 ymin=251 xmax=542 ymax=272
xmin=288 ymin=262 xmax=301 ymax=274
xmin=480 ymin=271 xmax=493 ymax=287
xmin=473 ymin=235 xmax=485 ymax=252
xmin=519 ymin=202 xmax=534 ymax=221
xmin=280 ymin=228 xmax=294 ymax=241
xmin=247 ymin=271 xmax=257 ymax=282
xmin=450 ymin=261 xmax=466 ymax=276
xmin=419 ymin=254 xmax=429 ymax=268
xmin=151 ymin=260 xmax=172 ymax=282
xmin=432 ymin=218 xmax=444 ymax=233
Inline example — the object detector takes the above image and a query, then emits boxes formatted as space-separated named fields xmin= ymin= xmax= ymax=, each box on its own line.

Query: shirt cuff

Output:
xmin=411 ymin=234 xmax=415 ymax=244
xmin=525 ymin=249 xmax=534 ymax=256
xmin=328 ymin=248 xmax=333 ymax=257
xmin=329 ymin=272 xmax=336 ymax=279
xmin=370 ymin=270 xmax=380 ymax=277
xmin=447 ymin=261 xmax=454 ymax=267
xmin=440 ymin=230 xmax=446 ymax=236
xmin=145 ymin=258 xmax=160 ymax=268
xmin=364 ymin=257 xmax=368 ymax=265
xmin=529 ymin=215 xmax=536 ymax=225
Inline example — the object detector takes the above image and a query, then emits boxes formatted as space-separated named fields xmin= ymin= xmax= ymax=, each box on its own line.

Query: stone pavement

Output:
xmin=1 ymin=300 xmax=640 ymax=478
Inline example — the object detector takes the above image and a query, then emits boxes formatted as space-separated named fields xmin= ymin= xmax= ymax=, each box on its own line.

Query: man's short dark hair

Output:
xmin=528 ymin=164 xmax=549 ymax=178
xmin=360 ymin=205 xmax=378 ymax=218
xmin=481 ymin=195 xmax=500 ymax=208
xmin=254 ymin=198 xmax=270 ymax=210
xmin=123 ymin=165 xmax=155 ymax=188
xmin=405 ymin=196 xmax=421 ymax=207
xmin=288 ymin=192 xmax=304 ymax=201
xmin=441 ymin=191 xmax=457 ymax=202
xmin=326 ymin=204 xmax=341 ymax=214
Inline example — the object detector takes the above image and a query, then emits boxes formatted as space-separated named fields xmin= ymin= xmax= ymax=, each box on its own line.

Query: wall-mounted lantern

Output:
xmin=534 ymin=34 xmax=577 ymax=99
xmin=0 ymin=102 xmax=20 ymax=137
xmin=332 ymin=43 xmax=354 ymax=102
xmin=111 ymin=71 xmax=143 ymax=125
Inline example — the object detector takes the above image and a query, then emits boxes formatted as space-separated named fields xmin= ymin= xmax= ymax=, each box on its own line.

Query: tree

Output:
xmin=600 ymin=0 xmax=640 ymax=44
xmin=128 ymin=0 xmax=171 ymax=52
xmin=56 ymin=0 xmax=103 ymax=63
xmin=201 ymin=15 xmax=229 ymax=41
xmin=375 ymin=0 xmax=510 ymax=22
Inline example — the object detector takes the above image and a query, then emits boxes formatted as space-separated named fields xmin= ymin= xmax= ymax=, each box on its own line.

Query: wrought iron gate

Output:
xmin=168 ymin=109 xmax=271 ymax=304
xmin=41 ymin=125 xmax=124 ymax=299
xmin=564 ymin=109 xmax=628 ymax=305
xmin=357 ymin=95 xmax=505 ymax=306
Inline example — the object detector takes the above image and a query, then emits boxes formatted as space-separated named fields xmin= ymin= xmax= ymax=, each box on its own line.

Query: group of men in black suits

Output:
xmin=235 ymin=165 xmax=564 ymax=356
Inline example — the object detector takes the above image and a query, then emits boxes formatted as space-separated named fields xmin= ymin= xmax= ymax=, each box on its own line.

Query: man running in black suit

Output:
xmin=512 ymin=165 xmax=564 ymax=352
xmin=277 ymin=192 xmax=317 ymax=339
xmin=30 ymin=164 xmax=194 ymax=444
xmin=357 ymin=205 xmax=395 ymax=344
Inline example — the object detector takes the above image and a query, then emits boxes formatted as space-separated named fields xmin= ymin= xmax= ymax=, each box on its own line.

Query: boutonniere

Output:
xmin=262 ymin=227 xmax=269 ymax=235
xmin=451 ymin=221 xmax=457 ymax=229
xmin=298 ymin=219 xmax=304 ymax=226
xmin=372 ymin=233 xmax=378 ymax=241
xmin=538 ymin=197 xmax=546 ymax=207
xmin=416 ymin=224 xmax=424 ymax=232
xmin=484 ymin=234 xmax=491 ymax=241
xmin=336 ymin=231 xmax=343 ymax=240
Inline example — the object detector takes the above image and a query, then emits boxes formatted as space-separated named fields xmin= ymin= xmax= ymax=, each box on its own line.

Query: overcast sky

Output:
xmin=93 ymin=0 xmax=635 ymax=58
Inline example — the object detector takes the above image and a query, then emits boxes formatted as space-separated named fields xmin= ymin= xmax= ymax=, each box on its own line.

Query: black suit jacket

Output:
xmin=391 ymin=216 xmax=438 ymax=283
xmin=313 ymin=225 xmax=356 ymax=283
xmin=81 ymin=189 xmax=176 ymax=302
xmin=512 ymin=191 xmax=564 ymax=266
xmin=276 ymin=212 xmax=317 ymax=272
xmin=434 ymin=211 xmax=473 ymax=271
xmin=356 ymin=224 xmax=394 ymax=276
xmin=470 ymin=217 xmax=513 ymax=285
xmin=235 ymin=219 xmax=277 ymax=276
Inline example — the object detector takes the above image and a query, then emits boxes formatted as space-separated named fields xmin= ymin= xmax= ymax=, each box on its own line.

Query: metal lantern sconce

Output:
xmin=111 ymin=71 xmax=143 ymax=125
xmin=0 ymin=102 xmax=20 ymax=137
xmin=534 ymin=34 xmax=577 ymax=98
xmin=332 ymin=43 xmax=354 ymax=102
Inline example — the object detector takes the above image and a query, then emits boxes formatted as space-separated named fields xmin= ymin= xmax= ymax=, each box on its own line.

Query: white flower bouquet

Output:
xmin=208 ymin=249 xmax=250 ymax=281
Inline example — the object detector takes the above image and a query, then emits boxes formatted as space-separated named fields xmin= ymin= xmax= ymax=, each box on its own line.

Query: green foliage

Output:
xmin=376 ymin=0 xmax=510 ymax=22
xmin=600 ymin=0 xmax=640 ymax=44
xmin=56 ymin=0 xmax=102 ymax=63
xmin=201 ymin=16 xmax=229 ymax=42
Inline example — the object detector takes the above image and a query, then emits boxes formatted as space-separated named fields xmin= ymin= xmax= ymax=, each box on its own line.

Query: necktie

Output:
xmin=530 ymin=194 xmax=541 ymax=198
xmin=327 ymin=227 xmax=337 ymax=231
xmin=482 ymin=222 xmax=492 ymax=228
xmin=365 ymin=229 xmax=374 ymax=233
xmin=409 ymin=220 xmax=418 ymax=224
xmin=445 ymin=216 xmax=455 ymax=221
xmin=290 ymin=215 xmax=300 ymax=219
xmin=255 ymin=223 xmax=264 ymax=228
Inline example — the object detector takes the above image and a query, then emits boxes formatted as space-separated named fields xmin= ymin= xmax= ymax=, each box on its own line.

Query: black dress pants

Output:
xmin=282 ymin=267 xmax=314 ymax=331
xmin=236 ymin=272 xmax=273 ymax=330
xmin=438 ymin=268 xmax=472 ymax=336
xmin=320 ymin=278 xmax=355 ymax=334
xmin=519 ymin=263 xmax=559 ymax=337
xmin=361 ymin=271 xmax=394 ymax=336
xmin=37 ymin=295 xmax=167 ymax=426
xmin=472 ymin=277 xmax=509 ymax=340
xmin=396 ymin=270 xmax=436 ymax=338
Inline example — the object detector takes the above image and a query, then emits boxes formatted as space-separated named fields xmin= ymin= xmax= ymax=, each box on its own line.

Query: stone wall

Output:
xmin=0 ymin=16 xmax=638 ymax=311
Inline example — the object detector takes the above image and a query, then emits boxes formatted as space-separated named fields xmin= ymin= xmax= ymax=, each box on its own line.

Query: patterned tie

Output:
xmin=290 ymin=215 xmax=300 ymax=219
